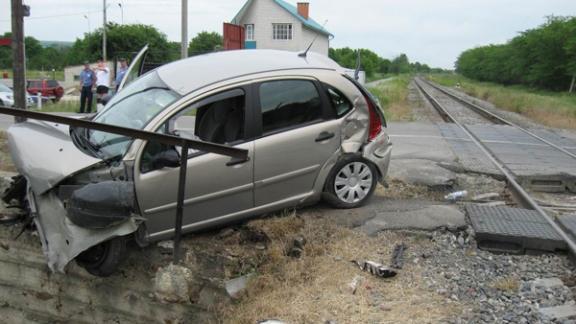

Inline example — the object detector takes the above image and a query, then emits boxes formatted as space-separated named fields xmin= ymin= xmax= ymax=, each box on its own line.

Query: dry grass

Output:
xmin=218 ymin=211 xmax=460 ymax=323
xmin=429 ymin=74 xmax=576 ymax=129
xmin=490 ymin=276 xmax=519 ymax=293
xmin=369 ymin=76 xmax=414 ymax=122
xmin=0 ymin=131 xmax=15 ymax=172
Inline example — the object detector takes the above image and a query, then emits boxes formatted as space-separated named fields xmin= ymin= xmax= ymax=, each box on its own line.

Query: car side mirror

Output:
xmin=151 ymin=149 xmax=181 ymax=169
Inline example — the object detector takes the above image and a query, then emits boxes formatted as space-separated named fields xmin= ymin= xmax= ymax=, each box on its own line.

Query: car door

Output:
xmin=253 ymin=78 xmax=341 ymax=206
xmin=134 ymin=87 xmax=254 ymax=239
xmin=117 ymin=45 xmax=148 ymax=92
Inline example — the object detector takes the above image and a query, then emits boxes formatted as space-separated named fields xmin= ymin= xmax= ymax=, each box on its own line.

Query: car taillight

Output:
xmin=365 ymin=95 xmax=382 ymax=141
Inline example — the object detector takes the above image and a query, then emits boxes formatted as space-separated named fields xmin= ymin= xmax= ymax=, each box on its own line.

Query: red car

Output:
xmin=26 ymin=79 xmax=64 ymax=102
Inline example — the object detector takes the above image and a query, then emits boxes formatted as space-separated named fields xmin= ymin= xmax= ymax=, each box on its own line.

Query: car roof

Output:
xmin=157 ymin=49 xmax=342 ymax=95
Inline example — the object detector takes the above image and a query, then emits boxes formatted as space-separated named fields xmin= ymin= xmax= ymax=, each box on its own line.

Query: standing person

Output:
xmin=94 ymin=59 xmax=110 ymax=111
xmin=79 ymin=61 xmax=96 ymax=113
xmin=115 ymin=58 xmax=128 ymax=92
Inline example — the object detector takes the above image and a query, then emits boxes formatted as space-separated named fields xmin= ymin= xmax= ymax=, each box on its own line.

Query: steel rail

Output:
xmin=419 ymin=78 xmax=576 ymax=161
xmin=414 ymin=78 xmax=576 ymax=255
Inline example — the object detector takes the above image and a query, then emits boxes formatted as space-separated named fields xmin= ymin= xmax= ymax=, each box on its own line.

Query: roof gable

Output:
xmin=232 ymin=0 xmax=332 ymax=37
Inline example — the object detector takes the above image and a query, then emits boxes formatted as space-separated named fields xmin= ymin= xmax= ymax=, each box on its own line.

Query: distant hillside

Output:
xmin=40 ymin=40 xmax=73 ymax=49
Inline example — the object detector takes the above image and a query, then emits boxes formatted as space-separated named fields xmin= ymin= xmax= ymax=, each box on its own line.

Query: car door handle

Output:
xmin=315 ymin=131 xmax=335 ymax=142
xmin=226 ymin=156 xmax=251 ymax=167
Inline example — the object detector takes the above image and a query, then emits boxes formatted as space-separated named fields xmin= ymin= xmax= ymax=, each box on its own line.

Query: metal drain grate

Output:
xmin=466 ymin=205 xmax=566 ymax=254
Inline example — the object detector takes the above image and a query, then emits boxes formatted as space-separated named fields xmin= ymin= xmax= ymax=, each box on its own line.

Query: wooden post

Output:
xmin=11 ymin=0 xmax=26 ymax=122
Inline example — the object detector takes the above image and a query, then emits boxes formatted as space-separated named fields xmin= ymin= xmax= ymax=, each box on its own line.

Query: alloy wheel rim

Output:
xmin=334 ymin=162 xmax=373 ymax=203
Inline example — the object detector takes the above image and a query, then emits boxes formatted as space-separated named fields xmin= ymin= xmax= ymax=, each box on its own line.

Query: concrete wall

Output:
xmin=238 ymin=0 xmax=329 ymax=55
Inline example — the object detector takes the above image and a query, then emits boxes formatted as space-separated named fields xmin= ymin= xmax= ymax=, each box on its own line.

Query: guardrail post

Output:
xmin=173 ymin=140 xmax=189 ymax=264
xmin=37 ymin=92 xmax=42 ymax=110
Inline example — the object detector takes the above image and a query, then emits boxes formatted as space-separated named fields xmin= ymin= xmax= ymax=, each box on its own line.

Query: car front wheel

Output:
xmin=76 ymin=236 xmax=127 ymax=277
xmin=323 ymin=155 xmax=378 ymax=209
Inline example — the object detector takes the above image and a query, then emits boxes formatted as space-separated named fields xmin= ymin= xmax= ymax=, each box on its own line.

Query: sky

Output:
xmin=0 ymin=0 xmax=575 ymax=69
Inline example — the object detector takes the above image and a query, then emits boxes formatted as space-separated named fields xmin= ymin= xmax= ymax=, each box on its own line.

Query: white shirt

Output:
xmin=95 ymin=67 xmax=110 ymax=87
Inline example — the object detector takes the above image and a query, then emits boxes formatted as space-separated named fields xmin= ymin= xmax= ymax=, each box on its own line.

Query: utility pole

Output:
xmin=11 ymin=0 xmax=26 ymax=122
xmin=103 ymin=0 xmax=107 ymax=61
xmin=181 ymin=0 xmax=188 ymax=59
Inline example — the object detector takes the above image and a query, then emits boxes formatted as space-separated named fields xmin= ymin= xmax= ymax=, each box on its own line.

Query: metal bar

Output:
xmin=415 ymin=78 xmax=576 ymax=255
xmin=173 ymin=141 xmax=189 ymax=263
xmin=0 ymin=106 xmax=248 ymax=159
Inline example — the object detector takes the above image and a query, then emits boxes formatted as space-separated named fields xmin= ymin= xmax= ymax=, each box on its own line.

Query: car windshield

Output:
xmin=0 ymin=83 xmax=11 ymax=93
xmin=86 ymin=71 xmax=181 ymax=159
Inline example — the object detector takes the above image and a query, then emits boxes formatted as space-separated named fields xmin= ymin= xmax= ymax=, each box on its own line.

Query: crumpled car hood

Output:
xmin=7 ymin=119 xmax=101 ymax=195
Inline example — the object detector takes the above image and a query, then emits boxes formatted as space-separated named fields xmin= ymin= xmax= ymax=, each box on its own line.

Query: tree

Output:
xmin=456 ymin=16 xmax=576 ymax=91
xmin=390 ymin=54 xmax=410 ymax=74
xmin=66 ymin=23 xmax=173 ymax=65
xmin=188 ymin=32 xmax=223 ymax=56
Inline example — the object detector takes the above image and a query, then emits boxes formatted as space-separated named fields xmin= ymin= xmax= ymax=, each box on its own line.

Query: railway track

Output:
xmin=414 ymin=77 xmax=576 ymax=255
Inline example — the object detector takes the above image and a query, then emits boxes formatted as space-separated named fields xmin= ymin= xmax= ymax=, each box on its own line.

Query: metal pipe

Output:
xmin=181 ymin=0 xmax=188 ymax=59
xmin=173 ymin=141 xmax=189 ymax=263
xmin=103 ymin=0 xmax=107 ymax=61
xmin=0 ymin=106 xmax=248 ymax=159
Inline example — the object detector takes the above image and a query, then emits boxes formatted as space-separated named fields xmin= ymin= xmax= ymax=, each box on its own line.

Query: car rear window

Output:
xmin=47 ymin=80 xmax=59 ymax=87
xmin=258 ymin=80 xmax=323 ymax=134
xmin=324 ymin=84 xmax=353 ymax=117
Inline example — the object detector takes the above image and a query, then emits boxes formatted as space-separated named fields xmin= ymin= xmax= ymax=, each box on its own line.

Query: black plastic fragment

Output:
xmin=67 ymin=181 xmax=135 ymax=229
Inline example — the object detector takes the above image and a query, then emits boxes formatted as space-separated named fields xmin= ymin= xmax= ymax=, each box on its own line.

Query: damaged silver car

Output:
xmin=3 ymin=49 xmax=392 ymax=276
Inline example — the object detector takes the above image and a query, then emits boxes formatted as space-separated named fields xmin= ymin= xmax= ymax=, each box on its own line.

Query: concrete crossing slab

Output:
xmin=466 ymin=205 xmax=566 ymax=254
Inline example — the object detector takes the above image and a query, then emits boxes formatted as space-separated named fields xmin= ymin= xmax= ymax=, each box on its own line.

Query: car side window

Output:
xmin=324 ymin=84 xmax=354 ymax=117
xmin=258 ymin=80 xmax=323 ymax=135
xmin=140 ymin=89 xmax=246 ymax=173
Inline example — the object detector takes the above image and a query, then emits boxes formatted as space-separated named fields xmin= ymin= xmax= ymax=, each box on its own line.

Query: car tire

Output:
xmin=76 ymin=236 xmax=127 ymax=277
xmin=323 ymin=155 xmax=378 ymax=209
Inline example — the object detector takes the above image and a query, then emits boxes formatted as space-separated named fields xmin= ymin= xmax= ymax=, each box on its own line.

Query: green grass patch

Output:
xmin=33 ymin=100 xmax=80 ymax=113
xmin=368 ymin=75 xmax=413 ymax=121
xmin=428 ymin=73 xmax=576 ymax=129
xmin=1 ymin=69 xmax=65 ymax=81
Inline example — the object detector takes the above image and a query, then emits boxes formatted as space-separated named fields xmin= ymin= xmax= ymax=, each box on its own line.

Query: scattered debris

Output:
xmin=480 ymin=201 xmax=507 ymax=207
xmin=257 ymin=320 xmax=286 ymax=324
xmin=217 ymin=228 xmax=236 ymax=239
xmin=352 ymin=260 xmax=397 ymax=278
xmin=225 ymin=274 xmax=254 ymax=299
xmin=286 ymin=236 xmax=307 ymax=258
xmin=197 ymin=283 xmax=231 ymax=309
xmin=153 ymin=263 xmax=193 ymax=304
xmin=471 ymin=192 xmax=500 ymax=202
xmin=157 ymin=240 xmax=174 ymax=254
xmin=347 ymin=275 xmax=364 ymax=294
xmin=390 ymin=243 xmax=407 ymax=269
xmin=444 ymin=190 xmax=468 ymax=201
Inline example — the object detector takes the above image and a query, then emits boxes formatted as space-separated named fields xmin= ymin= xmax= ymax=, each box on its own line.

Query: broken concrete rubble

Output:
xmin=388 ymin=159 xmax=456 ymax=190
xmin=225 ymin=274 xmax=254 ymax=299
xmin=153 ymin=263 xmax=193 ymax=304
xmin=359 ymin=205 xmax=467 ymax=236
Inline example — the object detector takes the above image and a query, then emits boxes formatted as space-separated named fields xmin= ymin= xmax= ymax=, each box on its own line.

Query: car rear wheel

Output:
xmin=76 ymin=236 xmax=127 ymax=277
xmin=323 ymin=155 xmax=377 ymax=209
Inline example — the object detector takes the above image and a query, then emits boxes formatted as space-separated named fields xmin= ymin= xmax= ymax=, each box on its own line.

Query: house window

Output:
xmin=245 ymin=24 xmax=254 ymax=41
xmin=272 ymin=23 xmax=293 ymax=40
